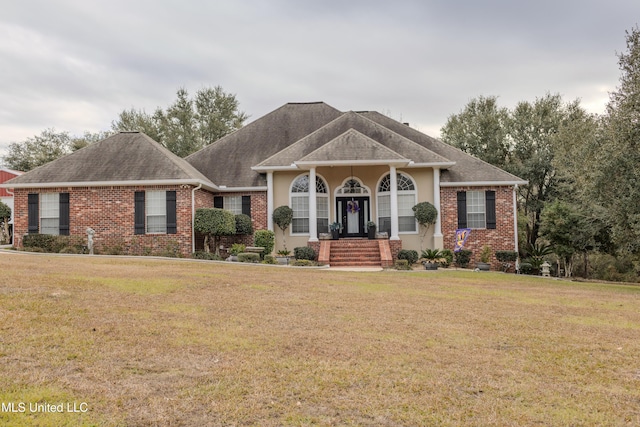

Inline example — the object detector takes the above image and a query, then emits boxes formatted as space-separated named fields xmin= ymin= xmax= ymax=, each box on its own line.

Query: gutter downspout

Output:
xmin=191 ymin=183 xmax=202 ymax=254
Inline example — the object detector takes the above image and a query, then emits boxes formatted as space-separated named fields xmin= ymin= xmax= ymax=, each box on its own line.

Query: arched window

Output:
xmin=377 ymin=173 xmax=417 ymax=233
xmin=290 ymin=174 xmax=329 ymax=234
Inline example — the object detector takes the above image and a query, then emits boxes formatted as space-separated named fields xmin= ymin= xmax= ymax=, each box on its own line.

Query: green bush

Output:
xmin=192 ymin=251 xmax=220 ymax=260
xmin=254 ymin=230 xmax=275 ymax=259
xmin=238 ymin=252 xmax=260 ymax=263
xmin=394 ymin=259 xmax=411 ymax=270
xmin=262 ymin=255 xmax=278 ymax=265
xmin=272 ymin=206 xmax=294 ymax=232
xmin=495 ymin=250 xmax=518 ymax=262
xmin=194 ymin=208 xmax=236 ymax=255
xmin=454 ymin=249 xmax=472 ymax=268
xmin=439 ymin=249 xmax=454 ymax=268
xmin=59 ymin=246 xmax=79 ymax=254
xmin=235 ymin=214 xmax=253 ymax=235
xmin=23 ymin=234 xmax=79 ymax=253
xmin=294 ymin=246 xmax=316 ymax=261
xmin=397 ymin=249 xmax=419 ymax=264
xmin=292 ymin=259 xmax=316 ymax=267
xmin=229 ymin=243 xmax=246 ymax=256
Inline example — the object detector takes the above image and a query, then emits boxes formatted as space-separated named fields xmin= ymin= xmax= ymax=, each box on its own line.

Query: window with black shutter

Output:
xmin=241 ymin=195 xmax=251 ymax=217
xmin=59 ymin=193 xmax=70 ymax=235
xmin=166 ymin=191 xmax=177 ymax=234
xmin=456 ymin=191 xmax=467 ymax=229
xmin=485 ymin=191 xmax=496 ymax=229
xmin=28 ymin=193 xmax=39 ymax=234
xmin=213 ymin=196 xmax=223 ymax=209
xmin=134 ymin=191 xmax=145 ymax=235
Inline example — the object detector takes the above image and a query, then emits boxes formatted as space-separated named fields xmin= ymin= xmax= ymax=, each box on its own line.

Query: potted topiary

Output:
xmin=227 ymin=243 xmax=246 ymax=262
xmin=276 ymin=249 xmax=291 ymax=265
xmin=421 ymin=248 xmax=442 ymax=270
xmin=412 ymin=202 xmax=438 ymax=252
xmin=477 ymin=245 xmax=492 ymax=271
xmin=330 ymin=222 xmax=341 ymax=240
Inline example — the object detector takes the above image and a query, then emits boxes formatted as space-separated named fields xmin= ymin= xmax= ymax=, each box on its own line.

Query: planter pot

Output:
xmin=331 ymin=230 xmax=340 ymax=240
xmin=476 ymin=262 xmax=491 ymax=271
xmin=367 ymin=226 xmax=377 ymax=239
xmin=276 ymin=256 xmax=289 ymax=265
xmin=423 ymin=261 xmax=439 ymax=270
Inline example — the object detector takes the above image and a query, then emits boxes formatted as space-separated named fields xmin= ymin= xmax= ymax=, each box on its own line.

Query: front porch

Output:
xmin=314 ymin=238 xmax=395 ymax=268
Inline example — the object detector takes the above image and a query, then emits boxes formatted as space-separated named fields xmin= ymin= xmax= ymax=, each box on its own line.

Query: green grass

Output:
xmin=1 ymin=252 xmax=639 ymax=426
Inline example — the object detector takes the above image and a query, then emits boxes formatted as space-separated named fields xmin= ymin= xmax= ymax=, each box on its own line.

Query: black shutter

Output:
xmin=166 ymin=191 xmax=177 ymax=234
xmin=28 ymin=193 xmax=39 ymax=234
xmin=485 ymin=190 xmax=496 ymax=229
xmin=213 ymin=196 xmax=223 ymax=209
xmin=456 ymin=191 xmax=467 ymax=229
xmin=242 ymin=195 xmax=251 ymax=217
xmin=134 ymin=191 xmax=145 ymax=235
xmin=59 ymin=193 xmax=70 ymax=235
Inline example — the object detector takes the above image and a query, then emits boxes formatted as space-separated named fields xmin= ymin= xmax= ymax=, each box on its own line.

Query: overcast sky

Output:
xmin=1 ymin=1 xmax=638 ymax=159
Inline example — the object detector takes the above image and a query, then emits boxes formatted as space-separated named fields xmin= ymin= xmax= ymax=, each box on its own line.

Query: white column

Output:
xmin=308 ymin=168 xmax=318 ymax=242
xmin=267 ymin=171 xmax=274 ymax=232
xmin=433 ymin=168 xmax=442 ymax=237
xmin=389 ymin=166 xmax=400 ymax=240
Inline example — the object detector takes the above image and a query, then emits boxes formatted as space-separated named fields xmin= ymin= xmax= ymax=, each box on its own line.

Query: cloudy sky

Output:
xmin=1 ymin=1 xmax=638 ymax=159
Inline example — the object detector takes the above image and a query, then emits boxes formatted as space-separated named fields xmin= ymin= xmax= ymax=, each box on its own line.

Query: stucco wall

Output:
xmin=271 ymin=166 xmax=436 ymax=253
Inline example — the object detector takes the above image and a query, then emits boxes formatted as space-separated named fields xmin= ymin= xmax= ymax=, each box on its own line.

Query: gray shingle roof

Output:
xmin=185 ymin=102 xmax=343 ymax=188
xmin=5 ymin=132 xmax=216 ymax=188
xmin=359 ymin=111 xmax=527 ymax=184
xmin=255 ymin=111 xmax=452 ymax=168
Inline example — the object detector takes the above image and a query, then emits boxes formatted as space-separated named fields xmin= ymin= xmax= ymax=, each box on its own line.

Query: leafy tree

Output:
xmin=0 ymin=201 xmax=11 ymax=244
xmin=595 ymin=26 xmax=640 ymax=253
xmin=2 ymin=129 xmax=109 ymax=172
xmin=539 ymin=200 xmax=608 ymax=277
xmin=412 ymin=201 xmax=438 ymax=251
xmin=112 ymin=86 xmax=248 ymax=157
xmin=272 ymin=205 xmax=294 ymax=251
xmin=441 ymin=95 xmax=510 ymax=168
xmin=193 ymin=208 xmax=236 ymax=256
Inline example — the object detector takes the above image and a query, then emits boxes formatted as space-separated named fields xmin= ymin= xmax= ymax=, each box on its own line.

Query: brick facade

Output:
xmin=441 ymin=186 xmax=517 ymax=270
xmin=13 ymin=185 xmax=198 ymax=257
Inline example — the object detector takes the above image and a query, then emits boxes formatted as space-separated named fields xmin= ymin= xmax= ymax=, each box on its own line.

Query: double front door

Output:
xmin=336 ymin=197 xmax=370 ymax=238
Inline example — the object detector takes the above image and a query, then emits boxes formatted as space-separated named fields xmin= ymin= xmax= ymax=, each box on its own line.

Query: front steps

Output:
xmin=318 ymin=239 xmax=393 ymax=267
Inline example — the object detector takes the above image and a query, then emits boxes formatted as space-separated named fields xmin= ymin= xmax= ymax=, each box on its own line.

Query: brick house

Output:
xmin=3 ymin=102 xmax=526 ymax=265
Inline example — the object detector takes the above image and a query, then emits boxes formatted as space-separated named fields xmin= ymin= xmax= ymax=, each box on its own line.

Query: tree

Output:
xmin=112 ymin=86 xmax=248 ymax=157
xmin=0 ymin=201 xmax=11 ymax=244
xmin=539 ymin=201 xmax=599 ymax=277
xmin=193 ymin=208 xmax=236 ymax=256
xmin=2 ymin=129 xmax=110 ymax=172
xmin=441 ymin=95 xmax=510 ymax=168
xmin=595 ymin=26 xmax=640 ymax=253
xmin=272 ymin=205 xmax=294 ymax=251
xmin=412 ymin=201 xmax=438 ymax=252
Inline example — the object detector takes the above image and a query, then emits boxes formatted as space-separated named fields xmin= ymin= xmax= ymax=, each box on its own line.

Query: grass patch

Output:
xmin=1 ymin=252 xmax=639 ymax=425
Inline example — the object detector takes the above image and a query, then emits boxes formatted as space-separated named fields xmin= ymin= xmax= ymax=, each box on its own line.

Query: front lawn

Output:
xmin=1 ymin=252 xmax=639 ymax=426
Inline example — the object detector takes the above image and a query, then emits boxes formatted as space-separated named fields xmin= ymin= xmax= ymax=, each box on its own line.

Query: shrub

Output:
xmin=398 ymin=249 xmax=419 ymax=264
xmin=439 ymin=249 xmax=454 ymax=268
xmin=394 ymin=259 xmax=411 ymax=270
xmin=479 ymin=245 xmax=492 ymax=263
xmin=495 ymin=251 xmax=518 ymax=262
xmin=156 ymin=240 xmax=181 ymax=258
xmin=454 ymin=249 xmax=472 ymax=268
xmin=23 ymin=234 xmax=65 ymax=253
xmin=59 ymin=246 xmax=79 ymax=254
xmin=192 ymin=251 xmax=220 ymax=260
xmin=238 ymin=252 xmax=260 ymax=263
xmin=235 ymin=214 xmax=253 ymax=235
xmin=293 ymin=259 xmax=316 ymax=267
xmin=194 ymin=208 xmax=236 ymax=255
xmin=229 ymin=243 xmax=246 ymax=256
xmin=262 ymin=255 xmax=278 ymax=265
xmin=254 ymin=230 xmax=275 ymax=259
xmin=294 ymin=246 xmax=316 ymax=261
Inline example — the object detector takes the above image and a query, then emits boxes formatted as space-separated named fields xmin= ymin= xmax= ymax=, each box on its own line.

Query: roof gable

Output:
xmin=296 ymin=129 xmax=408 ymax=165
xmin=255 ymin=111 xmax=452 ymax=169
xmin=4 ymin=132 xmax=216 ymax=188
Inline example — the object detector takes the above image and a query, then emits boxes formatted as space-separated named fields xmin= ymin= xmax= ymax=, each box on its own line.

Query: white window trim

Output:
xmin=376 ymin=172 xmax=419 ymax=235
xmin=146 ymin=190 xmax=167 ymax=234
xmin=289 ymin=173 xmax=329 ymax=236
xmin=40 ymin=193 xmax=60 ymax=235
xmin=466 ymin=190 xmax=487 ymax=229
